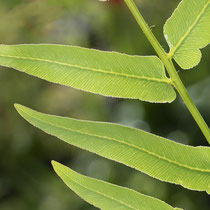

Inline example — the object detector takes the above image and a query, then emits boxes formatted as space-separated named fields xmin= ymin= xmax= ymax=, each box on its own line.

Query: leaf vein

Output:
xmin=57 ymin=167 xmax=138 ymax=210
xmin=168 ymin=0 xmax=209 ymax=58
xmin=19 ymin=107 xmax=210 ymax=174
xmin=0 ymin=54 xmax=172 ymax=84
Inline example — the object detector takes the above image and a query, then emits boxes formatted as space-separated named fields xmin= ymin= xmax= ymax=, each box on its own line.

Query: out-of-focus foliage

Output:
xmin=0 ymin=0 xmax=209 ymax=210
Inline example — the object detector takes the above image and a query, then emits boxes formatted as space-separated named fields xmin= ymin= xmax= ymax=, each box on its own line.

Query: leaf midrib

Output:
xmin=19 ymin=106 xmax=210 ymax=174
xmin=0 ymin=53 xmax=172 ymax=84
xmin=168 ymin=0 xmax=209 ymax=58
xmin=57 ymin=167 xmax=138 ymax=210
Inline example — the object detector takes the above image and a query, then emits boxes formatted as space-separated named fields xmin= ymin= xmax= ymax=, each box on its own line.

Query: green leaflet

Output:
xmin=0 ymin=44 xmax=176 ymax=103
xmin=52 ymin=161 xmax=181 ymax=210
xmin=164 ymin=0 xmax=210 ymax=69
xmin=15 ymin=104 xmax=210 ymax=194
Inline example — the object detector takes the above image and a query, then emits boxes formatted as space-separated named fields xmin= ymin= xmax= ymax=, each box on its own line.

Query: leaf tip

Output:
xmin=51 ymin=160 xmax=60 ymax=171
xmin=51 ymin=160 xmax=67 ymax=177
xmin=14 ymin=103 xmax=26 ymax=115
xmin=14 ymin=103 xmax=21 ymax=110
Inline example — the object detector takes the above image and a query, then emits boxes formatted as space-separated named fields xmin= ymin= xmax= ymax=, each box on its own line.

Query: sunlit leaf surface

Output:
xmin=0 ymin=44 xmax=176 ymax=103
xmin=15 ymin=104 xmax=210 ymax=194
xmin=52 ymin=161 xmax=181 ymax=210
xmin=164 ymin=0 xmax=210 ymax=69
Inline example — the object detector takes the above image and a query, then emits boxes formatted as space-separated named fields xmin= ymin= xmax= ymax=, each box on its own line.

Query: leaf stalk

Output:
xmin=124 ymin=0 xmax=210 ymax=144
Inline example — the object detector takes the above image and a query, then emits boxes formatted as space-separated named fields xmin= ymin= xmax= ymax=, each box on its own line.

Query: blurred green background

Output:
xmin=0 ymin=0 xmax=209 ymax=209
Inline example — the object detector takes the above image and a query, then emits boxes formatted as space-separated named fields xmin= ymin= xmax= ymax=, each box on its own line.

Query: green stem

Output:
xmin=124 ymin=0 xmax=210 ymax=144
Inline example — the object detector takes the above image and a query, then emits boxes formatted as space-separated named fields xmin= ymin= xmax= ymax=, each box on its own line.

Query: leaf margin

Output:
xmin=52 ymin=160 xmax=182 ymax=210
xmin=14 ymin=103 xmax=210 ymax=194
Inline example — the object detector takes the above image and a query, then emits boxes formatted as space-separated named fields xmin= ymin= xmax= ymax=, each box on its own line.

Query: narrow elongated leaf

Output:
xmin=52 ymin=161 xmax=181 ymax=210
xmin=15 ymin=104 xmax=210 ymax=194
xmin=0 ymin=44 xmax=176 ymax=103
xmin=164 ymin=0 xmax=210 ymax=69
